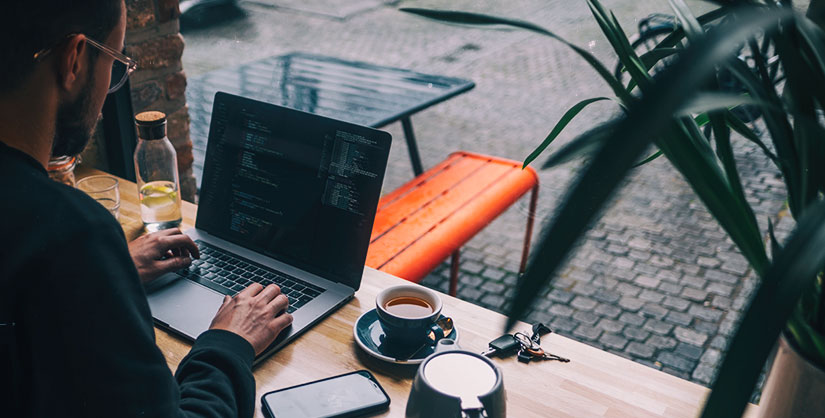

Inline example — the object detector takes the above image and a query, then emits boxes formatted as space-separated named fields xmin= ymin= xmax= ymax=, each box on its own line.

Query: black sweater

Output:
xmin=0 ymin=141 xmax=256 ymax=418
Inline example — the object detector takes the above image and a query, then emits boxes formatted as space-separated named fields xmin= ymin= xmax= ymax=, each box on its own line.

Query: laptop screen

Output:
xmin=197 ymin=92 xmax=391 ymax=289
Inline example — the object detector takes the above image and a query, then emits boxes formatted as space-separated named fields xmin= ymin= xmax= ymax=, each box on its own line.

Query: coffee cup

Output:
xmin=406 ymin=339 xmax=506 ymax=418
xmin=376 ymin=285 xmax=443 ymax=346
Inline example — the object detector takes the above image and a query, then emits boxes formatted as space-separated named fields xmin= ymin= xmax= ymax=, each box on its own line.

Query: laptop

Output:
xmin=146 ymin=92 xmax=391 ymax=363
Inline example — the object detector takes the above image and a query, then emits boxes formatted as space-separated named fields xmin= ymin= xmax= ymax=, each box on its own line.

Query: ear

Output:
xmin=55 ymin=35 xmax=89 ymax=93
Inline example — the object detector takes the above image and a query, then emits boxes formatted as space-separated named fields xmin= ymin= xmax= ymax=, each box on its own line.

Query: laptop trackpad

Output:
xmin=147 ymin=278 xmax=224 ymax=340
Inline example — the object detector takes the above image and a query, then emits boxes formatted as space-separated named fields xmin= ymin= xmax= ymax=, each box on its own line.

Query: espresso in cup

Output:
xmin=384 ymin=296 xmax=435 ymax=317
xmin=376 ymin=285 xmax=443 ymax=346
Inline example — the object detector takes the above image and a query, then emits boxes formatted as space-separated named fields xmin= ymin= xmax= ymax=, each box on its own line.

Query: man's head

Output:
xmin=0 ymin=0 xmax=126 ymax=157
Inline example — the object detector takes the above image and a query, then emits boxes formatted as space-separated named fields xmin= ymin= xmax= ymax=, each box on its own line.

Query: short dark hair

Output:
xmin=0 ymin=0 xmax=122 ymax=93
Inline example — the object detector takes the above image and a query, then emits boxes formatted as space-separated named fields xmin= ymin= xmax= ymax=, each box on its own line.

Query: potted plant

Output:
xmin=403 ymin=1 xmax=825 ymax=417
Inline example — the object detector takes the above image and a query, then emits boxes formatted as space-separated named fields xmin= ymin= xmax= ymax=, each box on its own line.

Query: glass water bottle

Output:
xmin=134 ymin=111 xmax=182 ymax=232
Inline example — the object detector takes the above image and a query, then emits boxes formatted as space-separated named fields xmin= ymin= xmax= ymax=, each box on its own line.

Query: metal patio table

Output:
xmin=186 ymin=52 xmax=475 ymax=185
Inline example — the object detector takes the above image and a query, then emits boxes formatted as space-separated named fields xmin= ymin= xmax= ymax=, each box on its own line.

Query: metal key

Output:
xmin=524 ymin=346 xmax=570 ymax=363
xmin=517 ymin=346 xmax=570 ymax=363
xmin=481 ymin=334 xmax=522 ymax=357
xmin=514 ymin=331 xmax=570 ymax=363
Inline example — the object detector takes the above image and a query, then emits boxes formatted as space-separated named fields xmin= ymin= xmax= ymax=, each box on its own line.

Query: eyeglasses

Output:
xmin=33 ymin=34 xmax=138 ymax=94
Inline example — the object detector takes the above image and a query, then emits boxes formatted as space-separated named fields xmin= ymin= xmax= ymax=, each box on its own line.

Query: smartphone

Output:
xmin=261 ymin=370 xmax=390 ymax=418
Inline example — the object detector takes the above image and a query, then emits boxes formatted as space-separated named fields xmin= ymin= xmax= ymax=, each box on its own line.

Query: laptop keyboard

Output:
xmin=175 ymin=240 xmax=324 ymax=314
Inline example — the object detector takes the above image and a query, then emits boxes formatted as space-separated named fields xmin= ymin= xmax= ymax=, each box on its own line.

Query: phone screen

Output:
xmin=262 ymin=370 xmax=390 ymax=418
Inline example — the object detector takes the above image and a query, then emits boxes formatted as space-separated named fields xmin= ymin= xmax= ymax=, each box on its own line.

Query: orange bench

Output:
xmin=366 ymin=152 xmax=539 ymax=296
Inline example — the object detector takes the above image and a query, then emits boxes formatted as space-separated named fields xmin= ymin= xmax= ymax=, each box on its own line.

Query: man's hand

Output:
xmin=128 ymin=228 xmax=200 ymax=284
xmin=209 ymin=283 xmax=293 ymax=355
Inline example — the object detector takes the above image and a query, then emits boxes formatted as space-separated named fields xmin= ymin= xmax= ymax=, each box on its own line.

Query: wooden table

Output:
xmin=78 ymin=167 xmax=759 ymax=418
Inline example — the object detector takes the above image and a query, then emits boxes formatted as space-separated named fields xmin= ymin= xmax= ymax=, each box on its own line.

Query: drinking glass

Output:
xmin=77 ymin=175 xmax=121 ymax=220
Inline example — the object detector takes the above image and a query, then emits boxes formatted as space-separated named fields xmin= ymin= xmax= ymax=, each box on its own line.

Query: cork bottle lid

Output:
xmin=135 ymin=111 xmax=167 ymax=140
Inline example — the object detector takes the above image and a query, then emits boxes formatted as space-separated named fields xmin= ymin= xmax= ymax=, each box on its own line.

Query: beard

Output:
xmin=51 ymin=75 xmax=97 ymax=158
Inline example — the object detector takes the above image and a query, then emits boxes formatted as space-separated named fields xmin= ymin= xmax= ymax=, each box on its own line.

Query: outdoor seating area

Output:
xmin=5 ymin=0 xmax=825 ymax=417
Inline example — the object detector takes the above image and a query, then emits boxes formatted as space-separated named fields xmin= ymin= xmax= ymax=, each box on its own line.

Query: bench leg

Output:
xmin=449 ymin=250 xmax=460 ymax=297
xmin=401 ymin=117 xmax=425 ymax=176
xmin=520 ymin=184 xmax=540 ymax=275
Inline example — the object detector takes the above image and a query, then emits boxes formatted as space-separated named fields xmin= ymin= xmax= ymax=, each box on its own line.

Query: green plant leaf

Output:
xmin=724 ymin=110 xmax=779 ymax=164
xmin=400 ymin=8 xmax=634 ymax=104
xmin=810 ymin=325 xmax=825 ymax=361
xmin=773 ymin=19 xmax=822 ymax=215
xmin=539 ymin=123 xmax=614 ymax=169
xmin=817 ymin=274 xmax=825 ymax=335
xmin=694 ymin=112 xmax=710 ymax=127
xmin=508 ymin=7 xmax=793 ymax=331
xmin=654 ymin=6 xmax=729 ymax=48
xmin=632 ymin=150 xmax=663 ymax=167
xmin=797 ymin=17 xmax=825 ymax=72
xmin=787 ymin=272 xmax=825 ymax=363
xmin=768 ymin=217 xmax=782 ymax=257
xmin=639 ymin=47 xmax=681 ymax=69
xmin=668 ymin=0 xmax=704 ymax=40
xmin=702 ymin=199 xmax=825 ymax=418
xmin=655 ymin=117 xmax=769 ymax=276
xmin=796 ymin=21 xmax=825 ymax=159
xmin=675 ymin=92 xmax=770 ymax=117
xmin=617 ymin=7 xmax=730 ymax=91
xmin=796 ymin=17 xmax=825 ymax=108
xmin=779 ymin=19 xmax=825 ymax=205
xmin=725 ymin=54 xmax=801 ymax=217
xmin=523 ymin=97 xmax=620 ymax=168
xmin=704 ymin=107 xmax=768 ymax=279
xmin=709 ymin=110 xmax=747 ymax=214
xmin=585 ymin=0 xmax=652 ymax=91
xmin=787 ymin=312 xmax=825 ymax=369
xmin=609 ymin=10 xmax=651 ymax=81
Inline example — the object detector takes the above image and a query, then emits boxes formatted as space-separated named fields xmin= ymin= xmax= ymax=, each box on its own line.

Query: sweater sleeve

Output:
xmin=23 ymin=217 xmax=256 ymax=418
xmin=175 ymin=329 xmax=256 ymax=418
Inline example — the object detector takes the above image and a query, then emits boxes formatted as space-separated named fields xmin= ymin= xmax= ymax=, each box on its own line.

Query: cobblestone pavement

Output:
xmin=181 ymin=0 xmax=787 ymax=387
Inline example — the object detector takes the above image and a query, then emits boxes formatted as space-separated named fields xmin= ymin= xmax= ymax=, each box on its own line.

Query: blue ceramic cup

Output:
xmin=376 ymin=285 xmax=444 ymax=346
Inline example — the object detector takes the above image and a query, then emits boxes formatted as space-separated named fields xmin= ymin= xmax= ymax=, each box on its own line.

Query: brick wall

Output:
xmin=124 ymin=0 xmax=196 ymax=201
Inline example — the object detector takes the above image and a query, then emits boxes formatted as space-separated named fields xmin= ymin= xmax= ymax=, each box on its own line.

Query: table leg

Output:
xmin=520 ymin=184 xmax=540 ymax=274
xmin=401 ymin=117 xmax=424 ymax=176
xmin=449 ymin=250 xmax=460 ymax=297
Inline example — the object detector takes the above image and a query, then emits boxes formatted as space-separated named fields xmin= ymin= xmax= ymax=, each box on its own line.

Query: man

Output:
xmin=0 ymin=1 xmax=292 ymax=417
